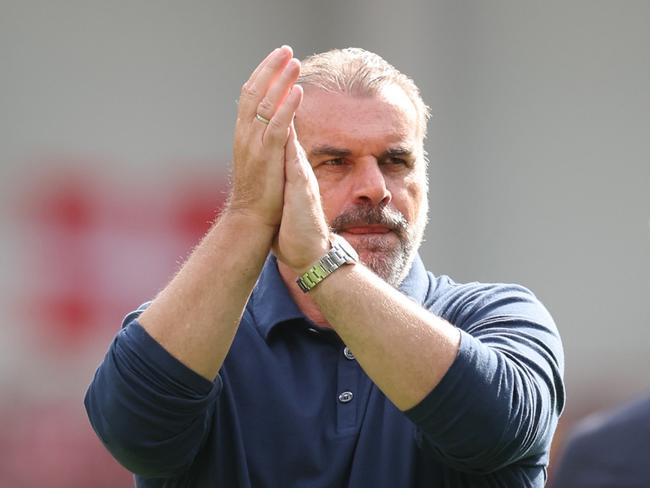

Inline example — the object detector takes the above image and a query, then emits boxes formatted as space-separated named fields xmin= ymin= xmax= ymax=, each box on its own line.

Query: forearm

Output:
xmin=406 ymin=327 xmax=562 ymax=472
xmin=309 ymin=263 xmax=460 ymax=411
xmin=311 ymin=264 xmax=562 ymax=470
xmin=136 ymin=47 xmax=302 ymax=380
xmin=138 ymin=209 xmax=275 ymax=380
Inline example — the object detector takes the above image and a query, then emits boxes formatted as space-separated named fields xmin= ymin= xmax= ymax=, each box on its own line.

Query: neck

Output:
xmin=277 ymin=260 xmax=331 ymax=328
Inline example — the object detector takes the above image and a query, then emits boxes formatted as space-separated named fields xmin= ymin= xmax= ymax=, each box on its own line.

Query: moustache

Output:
xmin=330 ymin=204 xmax=408 ymax=235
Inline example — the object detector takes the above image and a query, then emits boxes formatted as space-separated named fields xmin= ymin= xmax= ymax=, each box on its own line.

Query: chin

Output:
xmin=340 ymin=231 xmax=420 ymax=288
xmin=358 ymin=249 xmax=411 ymax=288
xmin=342 ymin=232 xmax=398 ymax=249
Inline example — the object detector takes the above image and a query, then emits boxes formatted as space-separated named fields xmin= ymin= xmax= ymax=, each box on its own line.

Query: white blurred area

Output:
xmin=0 ymin=1 xmax=648 ymax=485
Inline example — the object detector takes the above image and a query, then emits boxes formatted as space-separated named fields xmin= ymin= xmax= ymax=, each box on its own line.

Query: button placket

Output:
xmin=336 ymin=344 xmax=360 ymax=433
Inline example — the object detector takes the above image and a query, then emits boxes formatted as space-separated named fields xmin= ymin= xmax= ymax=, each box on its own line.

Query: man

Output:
xmin=85 ymin=46 xmax=565 ymax=487
xmin=551 ymin=394 xmax=650 ymax=487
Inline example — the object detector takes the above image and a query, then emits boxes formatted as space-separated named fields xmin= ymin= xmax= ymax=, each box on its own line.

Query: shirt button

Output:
xmin=343 ymin=346 xmax=355 ymax=360
xmin=338 ymin=391 xmax=354 ymax=403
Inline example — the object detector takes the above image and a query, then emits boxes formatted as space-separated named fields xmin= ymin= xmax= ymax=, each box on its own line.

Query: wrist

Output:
xmin=295 ymin=234 xmax=359 ymax=293
xmin=291 ymin=235 xmax=331 ymax=276
xmin=222 ymin=206 xmax=280 ymax=235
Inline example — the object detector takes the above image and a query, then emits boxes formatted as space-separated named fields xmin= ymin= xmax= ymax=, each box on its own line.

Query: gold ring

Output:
xmin=255 ymin=113 xmax=271 ymax=125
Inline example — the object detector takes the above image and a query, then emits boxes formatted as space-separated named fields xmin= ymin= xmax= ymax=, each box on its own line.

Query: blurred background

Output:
xmin=1 ymin=1 xmax=648 ymax=486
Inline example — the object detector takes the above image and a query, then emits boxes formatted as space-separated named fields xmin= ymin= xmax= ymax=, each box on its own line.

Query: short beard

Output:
xmin=330 ymin=203 xmax=425 ymax=287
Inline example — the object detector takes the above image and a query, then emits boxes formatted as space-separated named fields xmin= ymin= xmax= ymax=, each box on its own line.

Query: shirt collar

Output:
xmin=397 ymin=254 xmax=430 ymax=305
xmin=250 ymin=254 xmax=431 ymax=341
xmin=251 ymin=256 xmax=307 ymax=340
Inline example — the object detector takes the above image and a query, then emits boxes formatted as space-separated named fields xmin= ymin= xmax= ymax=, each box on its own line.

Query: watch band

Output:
xmin=296 ymin=234 xmax=359 ymax=293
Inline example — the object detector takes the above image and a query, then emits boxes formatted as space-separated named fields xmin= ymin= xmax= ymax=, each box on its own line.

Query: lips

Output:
xmin=340 ymin=225 xmax=392 ymax=235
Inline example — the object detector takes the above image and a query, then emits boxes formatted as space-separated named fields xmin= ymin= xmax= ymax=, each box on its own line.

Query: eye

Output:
xmin=381 ymin=157 xmax=411 ymax=168
xmin=388 ymin=157 xmax=407 ymax=165
xmin=323 ymin=158 xmax=346 ymax=166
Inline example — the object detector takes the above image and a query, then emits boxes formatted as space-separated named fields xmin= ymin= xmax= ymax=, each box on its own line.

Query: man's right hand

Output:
xmin=136 ymin=46 xmax=304 ymax=381
xmin=228 ymin=45 xmax=303 ymax=228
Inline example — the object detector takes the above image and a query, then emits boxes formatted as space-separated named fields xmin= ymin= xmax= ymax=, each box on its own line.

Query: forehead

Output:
xmin=295 ymin=86 xmax=419 ymax=153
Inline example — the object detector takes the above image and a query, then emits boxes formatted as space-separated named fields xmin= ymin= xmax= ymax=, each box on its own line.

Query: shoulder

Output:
xmin=423 ymin=273 xmax=554 ymax=333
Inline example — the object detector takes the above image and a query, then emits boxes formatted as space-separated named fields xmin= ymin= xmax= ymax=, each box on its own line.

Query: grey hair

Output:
xmin=298 ymin=48 xmax=431 ymax=140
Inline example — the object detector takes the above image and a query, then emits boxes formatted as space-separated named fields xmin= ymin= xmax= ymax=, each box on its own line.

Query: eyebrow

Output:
xmin=308 ymin=145 xmax=352 ymax=159
xmin=381 ymin=146 xmax=415 ymax=159
xmin=308 ymin=145 xmax=415 ymax=160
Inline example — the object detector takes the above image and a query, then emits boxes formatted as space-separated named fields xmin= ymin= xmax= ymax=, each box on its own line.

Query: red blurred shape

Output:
xmin=35 ymin=295 xmax=96 ymax=343
xmin=20 ymin=164 xmax=98 ymax=233
xmin=46 ymin=179 xmax=94 ymax=232
xmin=15 ymin=160 xmax=229 ymax=355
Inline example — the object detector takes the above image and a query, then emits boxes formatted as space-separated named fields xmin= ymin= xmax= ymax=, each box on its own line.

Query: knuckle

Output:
xmin=267 ymin=117 xmax=284 ymax=132
xmin=240 ymin=82 xmax=259 ymax=99
xmin=257 ymin=97 xmax=274 ymax=115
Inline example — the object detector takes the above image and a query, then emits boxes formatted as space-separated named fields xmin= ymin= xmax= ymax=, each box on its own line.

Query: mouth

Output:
xmin=339 ymin=225 xmax=393 ymax=235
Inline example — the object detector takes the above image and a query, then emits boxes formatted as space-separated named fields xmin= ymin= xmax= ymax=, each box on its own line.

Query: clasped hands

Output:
xmin=229 ymin=46 xmax=330 ymax=275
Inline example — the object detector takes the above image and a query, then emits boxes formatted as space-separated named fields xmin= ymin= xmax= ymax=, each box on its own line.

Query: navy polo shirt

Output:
xmin=85 ymin=255 xmax=565 ymax=487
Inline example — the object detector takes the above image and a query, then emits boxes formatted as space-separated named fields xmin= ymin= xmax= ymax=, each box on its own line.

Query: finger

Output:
xmin=254 ymin=58 xmax=301 ymax=127
xmin=263 ymin=84 xmax=303 ymax=147
xmin=246 ymin=45 xmax=292 ymax=89
xmin=252 ymin=87 xmax=302 ymax=179
xmin=247 ymin=48 xmax=279 ymax=85
xmin=239 ymin=46 xmax=293 ymax=120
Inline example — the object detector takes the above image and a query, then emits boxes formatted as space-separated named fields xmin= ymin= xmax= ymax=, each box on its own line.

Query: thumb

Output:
xmin=285 ymin=122 xmax=312 ymax=184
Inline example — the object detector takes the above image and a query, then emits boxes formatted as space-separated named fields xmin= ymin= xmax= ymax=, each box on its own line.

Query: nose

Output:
xmin=351 ymin=158 xmax=392 ymax=206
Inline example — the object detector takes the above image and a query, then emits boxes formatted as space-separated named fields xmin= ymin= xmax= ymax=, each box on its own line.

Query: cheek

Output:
xmin=391 ymin=175 xmax=425 ymax=219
